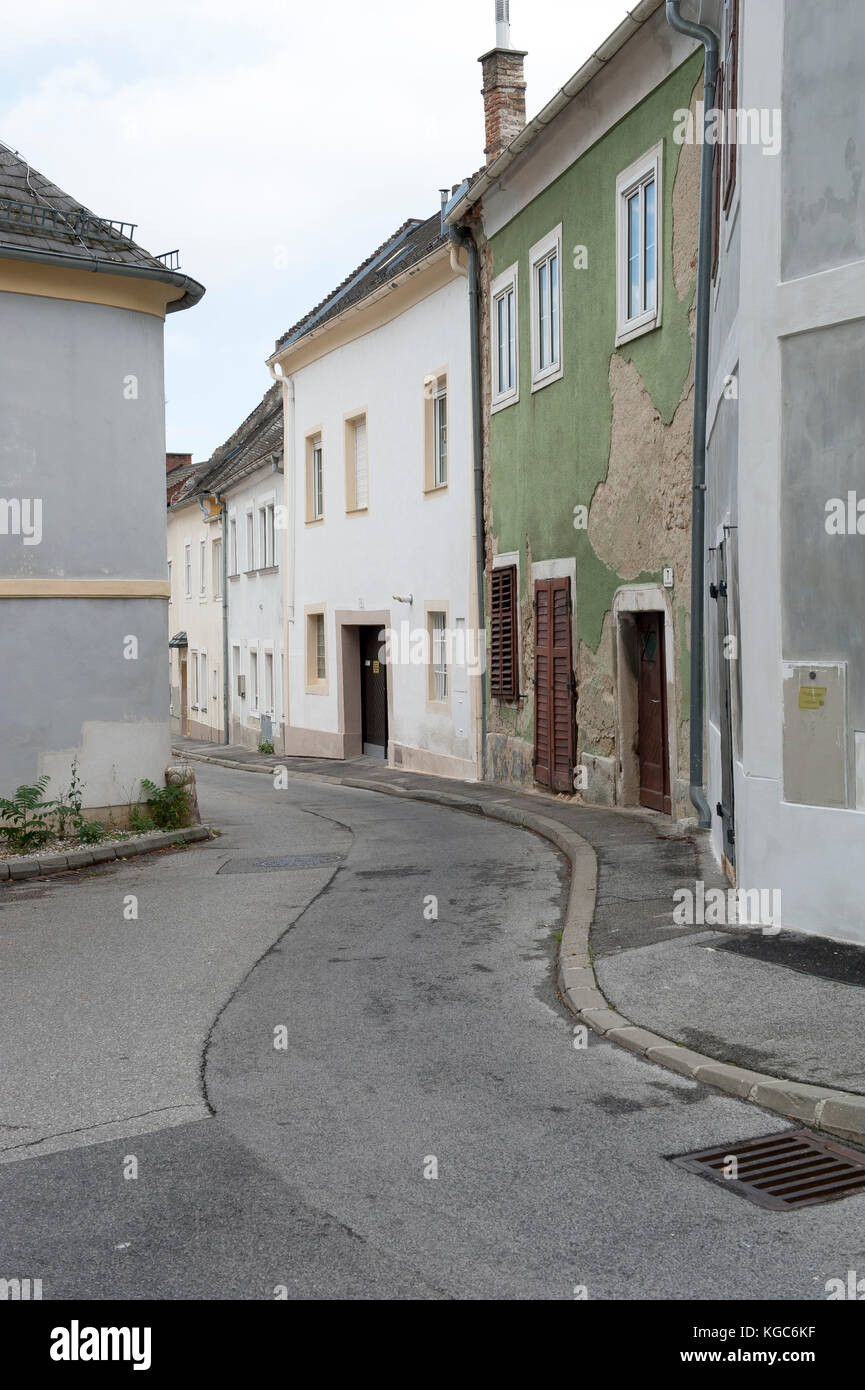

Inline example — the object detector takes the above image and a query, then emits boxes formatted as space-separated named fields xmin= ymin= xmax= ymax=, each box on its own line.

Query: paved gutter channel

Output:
xmin=175 ymin=743 xmax=865 ymax=1149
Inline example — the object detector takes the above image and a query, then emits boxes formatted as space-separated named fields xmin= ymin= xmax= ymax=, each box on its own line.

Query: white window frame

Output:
xmin=264 ymin=647 xmax=274 ymax=716
xmin=312 ymin=436 xmax=323 ymax=521
xmin=491 ymin=262 xmax=519 ymax=411
xmin=184 ymin=544 xmax=192 ymax=599
xmin=249 ymin=647 xmax=259 ymax=712
xmin=212 ymin=537 xmax=222 ymax=599
xmin=200 ymin=650 xmax=208 ymax=710
xmin=529 ymin=226 xmax=563 ymax=392
xmin=191 ymin=648 xmax=200 ymax=708
xmin=199 ymin=538 xmax=206 ymax=599
xmin=229 ymin=514 xmax=238 ymax=576
xmin=615 ymin=142 xmax=663 ymax=346
xmin=433 ymin=382 xmax=448 ymax=489
xmin=245 ymin=509 xmax=255 ymax=572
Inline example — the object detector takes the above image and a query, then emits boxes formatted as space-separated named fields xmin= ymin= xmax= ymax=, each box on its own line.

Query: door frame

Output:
xmin=612 ymin=586 xmax=678 ymax=813
xmin=334 ymin=609 xmax=393 ymax=761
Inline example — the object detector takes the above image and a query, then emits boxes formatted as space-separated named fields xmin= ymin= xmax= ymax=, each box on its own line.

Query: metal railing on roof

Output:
xmin=0 ymin=196 xmax=137 ymax=244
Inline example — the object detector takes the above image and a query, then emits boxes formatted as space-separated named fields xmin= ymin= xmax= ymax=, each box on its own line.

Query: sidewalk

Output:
xmin=175 ymin=736 xmax=865 ymax=1143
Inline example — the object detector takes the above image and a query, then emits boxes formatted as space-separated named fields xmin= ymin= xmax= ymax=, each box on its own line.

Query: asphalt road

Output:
xmin=1 ymin=761 xmax=863 ymax=1299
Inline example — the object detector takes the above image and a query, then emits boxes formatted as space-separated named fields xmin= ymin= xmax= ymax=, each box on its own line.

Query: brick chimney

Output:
xmin=479 ymin=1 xmax=527 ymax=164
xmin=166 ymin=452 xmax=192 ymax=474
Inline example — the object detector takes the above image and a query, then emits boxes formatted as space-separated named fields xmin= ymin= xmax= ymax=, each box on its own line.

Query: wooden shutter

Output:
xmin=722 ymin=0 xmax=739 ymax=212
xmin=534 ymin=577 xmax=574 ymax=792
xmin=490 ymin=565 xmax=518 ymax=700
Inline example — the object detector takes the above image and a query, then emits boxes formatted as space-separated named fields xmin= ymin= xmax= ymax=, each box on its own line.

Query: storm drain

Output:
xmin=217 ymin=853 xmax=345 ymax=875
xmin=671 ymin=1129 xmax=865 ymax=1210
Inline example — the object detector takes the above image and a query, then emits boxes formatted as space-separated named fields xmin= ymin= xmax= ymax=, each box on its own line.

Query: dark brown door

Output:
xmin=360 ymin=626 xmax=388 ymax=758
xmin=636 ymin=612 xmax=671 ymax=814
xmin=534 ymin=577 xmax=575 ymax=792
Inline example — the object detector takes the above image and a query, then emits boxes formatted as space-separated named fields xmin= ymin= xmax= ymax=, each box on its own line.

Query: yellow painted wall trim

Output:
xmin=0 ymin=578 xmax=171 ymax=598
xmin=0 ymin=259 xmax=178 ymax=319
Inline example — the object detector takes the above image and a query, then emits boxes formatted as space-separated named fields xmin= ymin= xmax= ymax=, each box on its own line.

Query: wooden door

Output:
xmin=636 ymin=612 xmax=671 ymax=814
xmin=533 ymin=577 xmax=575 ymax=792
xmin=360 ymin=626 xmax=388 ymax=758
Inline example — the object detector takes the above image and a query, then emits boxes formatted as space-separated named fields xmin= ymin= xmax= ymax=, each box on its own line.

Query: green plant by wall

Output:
xmin=0 ymin=776 xmax=55 ymax=853
xmin=258 ymin=740 xmax=275 ymax=755
xmin=139 ymin=777 xmax=193 ymax=831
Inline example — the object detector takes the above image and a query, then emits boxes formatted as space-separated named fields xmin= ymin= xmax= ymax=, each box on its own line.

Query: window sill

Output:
xmin=426 ymin=699 xmax=451 ymax=715
xmin=304 ymin=682 xmax=329 ymax=696
xmin=491 ymin=392 xmax=519 ymax=415
xmin=257 ymin=565 xmax=279 ymax=575
xmin=615 ymin=315 xmax=660 ymax=348
xmin=228 ymin=573 xmax=240 ymax=582
xmin=305 ymin=517 xmax=324 ymax=527
xmin=345 ymin=507 xmax=369 ymax=517
xmin=530 ymin=364 xmax=563 ymax=394
xmin=243 ymin=569 xmax=257 ymax=577
xmin=423 ymin=483 xmax=449 ymax=497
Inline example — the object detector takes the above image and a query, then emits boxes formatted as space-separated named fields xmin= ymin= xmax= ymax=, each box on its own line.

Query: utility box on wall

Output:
xmin=782 ymin=662 xmax=847 ymax=808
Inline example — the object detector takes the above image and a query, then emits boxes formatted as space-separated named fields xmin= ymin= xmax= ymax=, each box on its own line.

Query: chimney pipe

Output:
xmin=479 ymin=1 xmax=527 ymax=165
xmin=495 ymin=0 xmax=511 ymax=48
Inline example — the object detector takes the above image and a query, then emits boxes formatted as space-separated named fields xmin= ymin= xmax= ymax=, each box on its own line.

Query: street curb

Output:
xmin=174 ymin=746 xmax=865 ymax=1147
xmin=0 ymin=825 xmax=213 ymax=882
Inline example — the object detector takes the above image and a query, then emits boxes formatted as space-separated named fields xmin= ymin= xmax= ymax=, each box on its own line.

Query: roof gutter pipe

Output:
xmin=665 ymin=0 xmax=718 ymax=830
xmin=444 ymin=185 xmax=487 ymax=781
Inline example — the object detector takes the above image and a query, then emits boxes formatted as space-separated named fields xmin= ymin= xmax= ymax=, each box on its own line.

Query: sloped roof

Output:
xmin=274 ymin=212 xmax=447 ymax=352
xmin=168 ymin=383 xmax=283 ymax=511
xmin=0 ymin=142 xmax=167 ymax=269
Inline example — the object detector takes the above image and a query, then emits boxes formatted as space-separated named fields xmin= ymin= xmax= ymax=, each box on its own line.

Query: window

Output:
xmin=491 ymin=264 xmax=519 ymax=409
xmin=490 ymin=565 xmax=519 ymax=701
xmin=530 ymin=226 xmax=562 ymax=390
xmin=199 ymin=539 xmax=206 ymax=597
xmin=250 ymin=648 xmax=259 ymax=711
xmin=245 ymin=511 xmax=255 ymax=571
xmin=184 ymin=544 xmax=192 ymax=598
xmin=167 ymin=559 xmax=172 ymax=605
xmin=258 ymin=502 xmax=275 ymax=569
xmin=264 ymin=650 xmax=274 ymax=715
xmin=200 ymin=651 xmax=208 ymax=710
xmin=305 ymin=609 xmax=328 ymax=691
xmin=306 ymin=432 xmax=324 ymax=522
xmin=423 ymin=374 xmax=449 ymax=492
xmin=212 ymin=538 xmax=222 ymax=599
xmin=233 ymin=645 xmax=243 ymax=701
xmin=345 ymin=414 xmax=368 ymax=512
xmin=229 ymin=516 xmax=238 ymax=576
xmin=192 ymin=649 xmax=200 ymax=706
xmin=429 ymin=610 xmax=448 ymax=703
xmin=616 ymin=143 xmax=663 ymax=344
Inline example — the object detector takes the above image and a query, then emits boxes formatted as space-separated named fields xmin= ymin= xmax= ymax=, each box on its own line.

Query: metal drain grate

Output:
xmin=672 ymin=1129 xmax=865 ymax=1210
xmin=217 ymin=853 xmax=344 ymax=875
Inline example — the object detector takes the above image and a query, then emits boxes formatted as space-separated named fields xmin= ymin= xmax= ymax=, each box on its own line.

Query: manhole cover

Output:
xmin=671 ymin=1129 xmax=865 ymax=1209
xmin=217 ymin=853 xmax=344 ymax=875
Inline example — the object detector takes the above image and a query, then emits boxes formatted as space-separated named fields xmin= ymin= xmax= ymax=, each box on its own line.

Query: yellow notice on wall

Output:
xmin=799 ymin=686 xmax=827 ymax=710
xmin=373 ymin=661 xmax=380 ymax=675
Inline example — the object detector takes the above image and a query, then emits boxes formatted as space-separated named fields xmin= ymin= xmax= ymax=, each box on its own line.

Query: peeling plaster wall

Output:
xmin=481 ymin=54 xmax=703 ymax=814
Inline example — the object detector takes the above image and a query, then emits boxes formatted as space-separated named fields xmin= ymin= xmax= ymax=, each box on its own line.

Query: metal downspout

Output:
xmin=446 ymin=216 xmax=487 ymax=782
xmin=666 ymin=1 xmax=719 ymax=829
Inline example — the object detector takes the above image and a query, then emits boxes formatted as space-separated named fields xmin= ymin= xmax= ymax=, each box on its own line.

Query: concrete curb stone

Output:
xmin=0 ymin=825 xmax=212 ymax=882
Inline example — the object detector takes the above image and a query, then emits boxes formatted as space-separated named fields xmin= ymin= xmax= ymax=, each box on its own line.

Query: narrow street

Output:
xmin=0 ymin=762 xmax=860 ymax=1300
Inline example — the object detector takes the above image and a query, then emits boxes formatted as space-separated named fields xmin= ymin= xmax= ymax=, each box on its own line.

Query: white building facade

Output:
xmin=268 ymin=215 xmax=482 ymax=780
xmin=703 ymin=0 xmax=865 ymax=941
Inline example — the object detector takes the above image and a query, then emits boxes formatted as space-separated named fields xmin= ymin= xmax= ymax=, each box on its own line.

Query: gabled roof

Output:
xmin=0 ymin=140 xmax=204 ymax=309
xmin=274 ymin=212 xmax=448 ymax=352
xmin=168 ymin=383 xmax=283 ymax=511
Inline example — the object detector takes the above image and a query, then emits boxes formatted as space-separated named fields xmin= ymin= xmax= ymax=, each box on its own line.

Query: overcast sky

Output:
xmin=1 ymin=0 xmax=633 ymax=460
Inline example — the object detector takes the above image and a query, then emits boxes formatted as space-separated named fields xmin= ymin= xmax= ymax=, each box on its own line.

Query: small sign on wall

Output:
xmin=662 ymin=567 xmax=674 ymax=589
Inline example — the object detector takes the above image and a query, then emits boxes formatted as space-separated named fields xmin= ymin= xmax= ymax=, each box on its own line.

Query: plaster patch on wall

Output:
xmin=588 ymin=353 xmax=692 ymax=584
xmin=578 ymin=609 xmax=616 ymax=759
xmin=38 ymin=719 xmax=171 ymax=812
xmin=672 ymin=77 xmax=703 ymax=302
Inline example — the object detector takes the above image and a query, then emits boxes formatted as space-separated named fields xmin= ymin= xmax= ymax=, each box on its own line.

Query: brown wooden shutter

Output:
xmin=534 ymin=577 xmax=574 ymax=792
xmin=723 ymin=0 xmax=739 ymax=212
xmin=534 ymin=581 xmax=552 ymax=786
xmin=490 ymin=565 xmax=518 ymax=700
